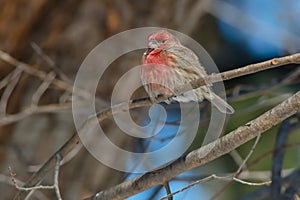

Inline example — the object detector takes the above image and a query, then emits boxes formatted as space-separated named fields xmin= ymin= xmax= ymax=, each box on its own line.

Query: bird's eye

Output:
xmin=161 ymin=40 xmax=166 ymax=43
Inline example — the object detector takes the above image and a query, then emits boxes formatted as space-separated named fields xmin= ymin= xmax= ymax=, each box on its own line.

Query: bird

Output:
xmin=141 ymin=30 xmax=234 ymax=114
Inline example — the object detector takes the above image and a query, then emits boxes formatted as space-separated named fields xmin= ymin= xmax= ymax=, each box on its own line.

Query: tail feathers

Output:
xmin=204 ymin=92 xmax=234 ymax=114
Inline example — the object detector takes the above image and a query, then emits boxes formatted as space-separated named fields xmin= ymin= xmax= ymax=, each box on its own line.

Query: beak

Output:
xmin=148 ymin=40 xmax=159 ymax=48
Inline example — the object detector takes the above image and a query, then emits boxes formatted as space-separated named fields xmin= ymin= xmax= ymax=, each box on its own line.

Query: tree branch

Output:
xmin=176 ymin=53 xmax=300 ymax=95
xmin=86 ymin=91 xmax=300 ymax=200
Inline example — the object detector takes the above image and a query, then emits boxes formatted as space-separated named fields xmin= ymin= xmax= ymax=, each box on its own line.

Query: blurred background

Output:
xmin=0 ymin=0 xmax=299 ymax=199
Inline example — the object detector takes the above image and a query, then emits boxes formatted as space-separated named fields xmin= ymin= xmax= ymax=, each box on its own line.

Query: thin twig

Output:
xmin=30 ymin=42 xmax=72 ymax=83
xmin=160 ymin=174 xmax=271 ymax=200
xmin=210 ymin=134 xmax=261 ymax=200
xmin=31 ymin=71 xmax=56 ymax=106
xmin=240 ymin=168 xmax=300 ymax=200
xmin=160 ymin=175 xmax=216 ymax=200
xmin=0 ymin=103 xmax=73 ymax=126
xmin=54 ymin=154 xmax=62 ymax=200
xmin=0 ymin=174 xmax=50 ymax=200
xmin=0 ymin=67 xmax=23 ymax=90
xmin=233 ymin=177 xmax=271 ymax=186
xmin=0 ymin=50 xmax=106 ymax=106
xmin=9 ymin=167 xmax=55 ymax=191
xmin=236 ymin=134 xmax=261 ymax=175
xmin=9 ymin=154 xmax=63 ymax=200
xmin=0 ymin=68 xmax=22 ymax=114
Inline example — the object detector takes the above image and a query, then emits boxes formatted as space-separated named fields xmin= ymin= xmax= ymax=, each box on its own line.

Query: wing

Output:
xmin=165 ymin=45 xmax=208 ymax=79
xmin=166 ymin=45 xmax=235 ymax=114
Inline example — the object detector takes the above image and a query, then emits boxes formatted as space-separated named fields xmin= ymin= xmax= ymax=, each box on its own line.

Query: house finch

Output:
xmin=141 ymin=30 xmax=234 ymax=114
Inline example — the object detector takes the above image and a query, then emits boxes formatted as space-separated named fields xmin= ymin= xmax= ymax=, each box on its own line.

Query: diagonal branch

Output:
xmin=85 ymin=91 xmax=300 ymax=200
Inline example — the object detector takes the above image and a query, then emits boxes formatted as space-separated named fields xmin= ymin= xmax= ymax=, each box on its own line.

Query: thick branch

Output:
xmin=86 ymin=91 xmax=300 ymax=200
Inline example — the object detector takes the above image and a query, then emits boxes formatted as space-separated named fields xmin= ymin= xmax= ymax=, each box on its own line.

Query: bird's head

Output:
xmin=147 ymin=31 xmax=180 ymax=49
